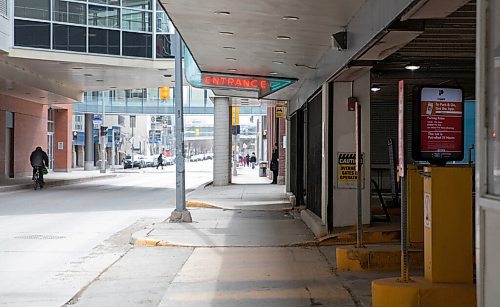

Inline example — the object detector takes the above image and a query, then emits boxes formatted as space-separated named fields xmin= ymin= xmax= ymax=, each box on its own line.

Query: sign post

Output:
xmin=398 ymin=80 xmax=409 ymax=283
xmin=355 ymin=101 xmax=364 ymax=248
xmin=170 ymin=31 xmax=191 ymax=223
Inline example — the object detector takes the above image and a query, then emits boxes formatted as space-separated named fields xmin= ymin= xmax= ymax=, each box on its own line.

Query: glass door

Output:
xmin=47 ymin=133 xmax=54 ymax=170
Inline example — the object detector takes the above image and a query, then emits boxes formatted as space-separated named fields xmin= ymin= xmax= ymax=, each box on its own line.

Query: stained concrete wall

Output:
xmin=331 ymin=72 xmax=371 ymax=227
xmin=0 ymin=95 xmax=47 ymax=177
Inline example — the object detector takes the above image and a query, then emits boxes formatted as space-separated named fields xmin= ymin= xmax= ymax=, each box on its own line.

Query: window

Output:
xmin=88 ymin=28 xmax=120 ymax=55
xmin=88 ymin=0 xmax=120 ymax=6
xmin=53 ymin=24 xmax=86 ymax=52
xmin=15 ymin=0 xmax=50 ymax=20
xmin=122 ymin=31 xmax=152 ymax=57
xmin=488 ymin=0 xmax=500 ymax=195
xmin=54 ymin=0 xmax=86 ymax=25
xmin=156 ymin=34 xmax=172 ymax=58
xmin=0 ymin=0 xmax=7 ymax=17
xmin=122 ymin=9 xmax=151 ymax=31
xmin=122 ymin=0 xmax=151 ymax=10
xmin=14 ymin=20 xmax=50 ymax=49
xmin=156 ymin=10 xmax=173 ymax=33
xmin=88 ymin=5 xmax=120 ymax=28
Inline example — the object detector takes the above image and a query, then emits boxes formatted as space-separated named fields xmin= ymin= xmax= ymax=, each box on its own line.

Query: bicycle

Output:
xmin=33 ymin=167 xmax=43 ymax=190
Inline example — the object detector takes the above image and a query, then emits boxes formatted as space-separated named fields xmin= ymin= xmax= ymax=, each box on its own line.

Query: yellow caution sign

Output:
xmin=276 ymin=105 xmax=286 ymax=118
xmin=159 ymin=87 xmax=170 ymax=99
xmin=232 ymin=107 xmax=240 ymax=125
xmin=337 ymin=152 xmax=364 ymax=189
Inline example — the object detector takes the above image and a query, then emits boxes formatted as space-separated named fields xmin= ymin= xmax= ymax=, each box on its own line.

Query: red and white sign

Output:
xmin=420 ymin=87 xmax=463 ymax=154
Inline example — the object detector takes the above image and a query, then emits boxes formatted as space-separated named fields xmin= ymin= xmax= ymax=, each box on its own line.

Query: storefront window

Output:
xmin=488 ymin=0 xmax=500 ymax=195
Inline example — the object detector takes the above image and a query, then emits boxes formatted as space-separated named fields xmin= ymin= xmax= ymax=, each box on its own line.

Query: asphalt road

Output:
xmin=0 ymin=161 xmax=213 ymax=307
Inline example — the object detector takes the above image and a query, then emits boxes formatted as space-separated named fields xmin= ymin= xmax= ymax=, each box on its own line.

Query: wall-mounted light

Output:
xmin=371 ymin=87 xmax=381 ymax=92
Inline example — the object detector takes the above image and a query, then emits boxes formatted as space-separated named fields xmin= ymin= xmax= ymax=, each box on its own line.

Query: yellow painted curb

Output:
xmin=186 ymin=200 xmax=221 ymax=209
xmin=336 ymin=246 xmax=424 ymax=272
xmin=372 ymin=277 xmax=476 ymax=307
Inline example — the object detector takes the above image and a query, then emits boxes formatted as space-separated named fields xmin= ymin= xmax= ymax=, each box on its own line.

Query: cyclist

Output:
xmin=30 ymin=146 xmax=49 ymax=187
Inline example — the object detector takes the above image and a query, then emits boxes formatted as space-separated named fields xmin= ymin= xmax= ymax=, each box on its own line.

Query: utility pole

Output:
xmin=100 ymin=97 xmax=107 ymax=174
xmin=170 ymin=31 xmax=191 ymax=223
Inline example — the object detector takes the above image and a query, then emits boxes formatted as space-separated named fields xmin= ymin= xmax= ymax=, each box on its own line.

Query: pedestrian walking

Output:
xmin=246 ymin=153 xmax=250 ymax=167
xmin=270 ymin=145 xmax=279 ymax=184
xmin=157 ymin=153 xmax=164 ymax=170
xmin=250 ymin=152 xmax=257 ymax=169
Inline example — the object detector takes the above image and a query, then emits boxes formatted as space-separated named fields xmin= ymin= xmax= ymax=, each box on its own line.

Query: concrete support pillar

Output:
xmin=84 ymin=113 xmax=94 ymax=170
xmin=213 ymin=97 xmax=230 ymax=186
xmin=54 ymin=106 xmax=72 ymax=172
xmin=331 ymin=71 xmax=371 ymax=227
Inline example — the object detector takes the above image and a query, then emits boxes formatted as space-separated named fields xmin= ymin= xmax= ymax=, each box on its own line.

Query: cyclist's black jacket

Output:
xmin=30 ymin=149 xmax=49 ymax=167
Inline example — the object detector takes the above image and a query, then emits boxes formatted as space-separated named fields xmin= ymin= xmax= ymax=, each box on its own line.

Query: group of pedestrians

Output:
xmin=240 ymin=152 xmax=257 ymax=169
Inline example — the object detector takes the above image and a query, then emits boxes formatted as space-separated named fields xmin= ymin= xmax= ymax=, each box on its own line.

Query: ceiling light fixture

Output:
xmin=223 ymin=46 xmax=236 ymax=50
xmin=219 ymin=31 xmax=234 ymax=36
xmin=272 ymin=61 xmax=284 ymax=64
xmin=228 ymin=69 xmax=238 ymax=72
xmin=39 ymin=96 xmax=46 ymax=99
xmin=110 ymin=86 xmax=117 ymax=89
xmin=158 ymin=68 xmax=168 ymax=71
xmin=371 ymin=87 xmax=381 ymax=92
xmin=277 ymin=35 xmax=291 ymax=40
xmin=72 ymin=67 xmax=83 ymax=70
xmin=96 ymin=79 xmax=104 ymax=82
xmin=225 ymin=57 xmax=237 ymax=61
xmin=214 ymin=11 xmax=230 ymax=15
xmin=405 ymin=65 xmax=420 ymax=71
xmin=282 ymin=16 xmax=299 ymax=20
xmin=84 ymin=74 xmax=93 ymax=77
xmin=163 ymin=74 xmax=172 ymax=77
xmin=269 ymin=72 xmax=278 ymax=75
xmin=273 ymin=50 xmax=286 ymax=54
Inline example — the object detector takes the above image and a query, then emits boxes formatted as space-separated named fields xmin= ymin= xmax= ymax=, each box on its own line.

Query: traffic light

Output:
xmin=72 ymin=131 xmax=78 ymax=140
xmin=100 ymin=126 xmax=108 ymax=136
xmin=159 ymin=87 xmax=170 ymax=99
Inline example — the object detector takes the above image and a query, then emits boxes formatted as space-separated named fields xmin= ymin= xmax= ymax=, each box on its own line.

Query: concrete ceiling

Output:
xmin=1 ymin=49 xmax=176 ymax=104
xmin=160 ymin=0 xmax=364 ymax=101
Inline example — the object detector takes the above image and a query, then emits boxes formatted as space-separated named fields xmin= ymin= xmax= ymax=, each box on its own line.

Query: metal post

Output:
xmin=100 ymin=97 xmax=106 ymax=174
xmin=398 ymin=79 xmax=409 ymax=282
xmin=131 ymin=126 xmax=134 ymax=167
xmin=401 ymin=169 xmax=409 ymax=282
xmin=170 ymin=31 xmax=191 ymax=222
xmin=111 ymin=128 xmax=115 ymax=171
xmin=355 ymin=102 xmax=363 ymax=248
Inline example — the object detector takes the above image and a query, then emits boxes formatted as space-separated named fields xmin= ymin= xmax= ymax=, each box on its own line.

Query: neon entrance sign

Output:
xmin=202 ymin=74 xmax=270 ymax=91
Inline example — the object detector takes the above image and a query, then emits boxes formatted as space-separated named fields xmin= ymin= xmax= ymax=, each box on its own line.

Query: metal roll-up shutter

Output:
xmin=306 ymin=91 xmax=322 ymax=218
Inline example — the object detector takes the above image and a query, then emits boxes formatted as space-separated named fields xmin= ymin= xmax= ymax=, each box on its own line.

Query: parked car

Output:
xmin=123 ymin=155 xmax=146 ymax=169
xmin=144 ymin=155 xmax=156 ymax=167
xmin=164 ymin=156 xmax=175 ymax=165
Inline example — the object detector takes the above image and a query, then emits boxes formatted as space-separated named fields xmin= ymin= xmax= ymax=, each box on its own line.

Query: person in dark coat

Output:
xmin=157 ymin=153 xmax=164 ymax=170
xmin=245 ymin=153 xmax=250 ymax=167
xmin=270 ymin=145 xmax=279 ymax=184
xmin=30 ymin=146 xmax=49 ymax=186
xmin=250 ymin=152 xmax=257 ymax=169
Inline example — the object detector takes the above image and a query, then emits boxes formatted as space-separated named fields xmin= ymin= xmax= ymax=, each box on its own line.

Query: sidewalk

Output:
xmin=130 ymin=168 xmax=363 ymax=306
xmin=0 ymin=169 xmax=117 ymax=193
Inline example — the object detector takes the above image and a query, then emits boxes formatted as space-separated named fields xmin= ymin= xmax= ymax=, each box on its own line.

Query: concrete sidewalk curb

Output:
xmin=0 ymin=174 xmax=118 ymax=193
xmin=131 ymin=229 xmax=319 ymax=248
